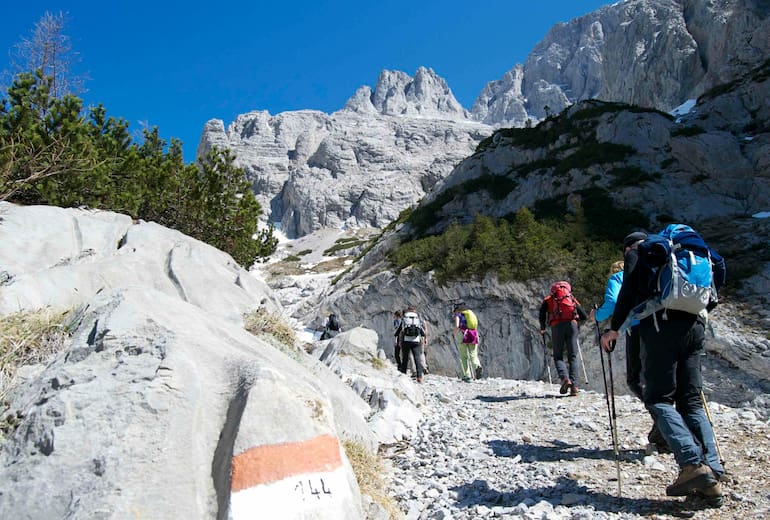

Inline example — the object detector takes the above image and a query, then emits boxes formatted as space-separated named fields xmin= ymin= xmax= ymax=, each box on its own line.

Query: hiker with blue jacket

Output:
xmin=601 ymin=224 xmax=725 ymax=505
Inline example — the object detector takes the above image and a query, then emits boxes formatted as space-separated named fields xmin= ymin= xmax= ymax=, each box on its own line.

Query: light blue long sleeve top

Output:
xmin=595 ymin=271 xmax=624 ymax=322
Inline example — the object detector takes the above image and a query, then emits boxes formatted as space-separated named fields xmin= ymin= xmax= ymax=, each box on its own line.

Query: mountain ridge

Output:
xmin=198 ymin=0 xmax=770 ymax=238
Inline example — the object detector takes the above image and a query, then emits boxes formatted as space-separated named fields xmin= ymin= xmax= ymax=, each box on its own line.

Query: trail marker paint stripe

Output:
xmin=231 ymin=434 xmax=342 ymax=492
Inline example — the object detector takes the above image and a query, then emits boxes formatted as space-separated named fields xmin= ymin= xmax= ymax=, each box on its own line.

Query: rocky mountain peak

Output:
xmin=198 ymin=66 xmax=488 ymax=238
xmin=360 ymin=66 xmax=469 ymax=120
xmin=471 ymin=0 xmax=770 ymax=127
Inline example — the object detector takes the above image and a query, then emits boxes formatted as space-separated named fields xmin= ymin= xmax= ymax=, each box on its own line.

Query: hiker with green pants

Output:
xmin=452 ymin=304 xmax=482 ymax=382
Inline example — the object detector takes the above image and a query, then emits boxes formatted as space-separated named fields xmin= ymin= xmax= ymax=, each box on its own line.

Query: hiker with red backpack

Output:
xmin=539 ymin=281 xmax=588 ymax=396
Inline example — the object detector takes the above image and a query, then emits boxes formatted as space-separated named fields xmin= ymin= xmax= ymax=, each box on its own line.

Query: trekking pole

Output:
xmin=541 ymin=333 xmax=552 ymax=384
xmin=576 ymin=336 xmax=589 ymax=384
xmin=451 ymin=330 xmax=471 ymax=380
xmin=606 ymin=344 xmax=622 ymax=498
xmin=700 ymin=390 xmax=725 ymax=465
xmin=594 ymin=306 xmax=621 ymax=498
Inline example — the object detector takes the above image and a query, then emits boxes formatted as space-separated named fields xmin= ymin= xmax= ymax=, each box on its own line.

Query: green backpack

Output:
xmin=461 ymin=309 xmax=478 ymax=330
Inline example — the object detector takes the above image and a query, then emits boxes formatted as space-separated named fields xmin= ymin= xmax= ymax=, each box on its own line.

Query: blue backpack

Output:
xmin=620 ymin=224 xmax=725 ymax=332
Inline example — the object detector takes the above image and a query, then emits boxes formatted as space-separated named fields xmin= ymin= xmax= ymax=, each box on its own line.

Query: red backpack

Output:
xmin=546 ymin=281 xmax=578 ymax=324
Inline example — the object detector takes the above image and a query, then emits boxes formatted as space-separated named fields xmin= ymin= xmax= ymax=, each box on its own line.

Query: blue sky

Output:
xmin=2 ymin=1 xmax=611 ymax=162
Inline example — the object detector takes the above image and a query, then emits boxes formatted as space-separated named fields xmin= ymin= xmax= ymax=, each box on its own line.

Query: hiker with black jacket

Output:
xmin=539 ymin=282 xmax=588 ymax=396
xmin=616 ymin=231 xmax=670 ymax=451
xmin=396 ymin=307 xmax=428 ymax=383
xmin=320 ymin=313 xmax=341 ymax=340
xmin=601 ymin=225 xmax=725 ymax=504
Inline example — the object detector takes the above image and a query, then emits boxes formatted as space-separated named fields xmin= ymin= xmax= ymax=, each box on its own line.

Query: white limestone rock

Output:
xmin=198 ymin=69 xmax=491 ymax=238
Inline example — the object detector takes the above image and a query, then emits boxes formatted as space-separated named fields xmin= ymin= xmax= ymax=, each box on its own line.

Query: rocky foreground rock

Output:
xmin=0 ymin=203 xmax=422 ymax=519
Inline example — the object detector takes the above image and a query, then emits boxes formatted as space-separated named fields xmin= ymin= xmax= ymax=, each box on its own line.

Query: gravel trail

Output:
xmin=385 ymin=375 xmax=770 ymax=519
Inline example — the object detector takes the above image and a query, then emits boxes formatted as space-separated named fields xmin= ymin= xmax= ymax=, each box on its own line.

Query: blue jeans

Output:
xmin=641 ymin=312 xmax=724 ymax=477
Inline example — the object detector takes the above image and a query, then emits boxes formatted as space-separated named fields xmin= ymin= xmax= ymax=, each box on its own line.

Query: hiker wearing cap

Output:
xmin=617 ymin=231 xmax=670 ymax=450
xmin=601 ymin=224 xmax=726 ymax=504
xmin=619 ymin=231 xmax=647 ymax=401
xmin=452 ymin=305 xmax=482 ymax=382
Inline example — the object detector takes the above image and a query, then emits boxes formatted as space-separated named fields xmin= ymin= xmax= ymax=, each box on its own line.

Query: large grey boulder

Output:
xmin=315 ymin=327 xmax=423 ymax=444
xmin=0 ymin=204 xmax=396 ymax=519
xmin=0 ymin=287 xmax=369 ymax=520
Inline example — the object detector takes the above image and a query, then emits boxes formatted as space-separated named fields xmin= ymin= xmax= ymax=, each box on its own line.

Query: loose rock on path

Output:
xmin=383 ymin=375 xmax=770 ymax=519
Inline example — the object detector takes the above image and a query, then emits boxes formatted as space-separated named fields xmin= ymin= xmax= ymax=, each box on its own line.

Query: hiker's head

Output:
xmin=609 ymin=260 xmax=624 ymax=275
xmin=394 ymin=310 xmax=402 ymax=317
xmin=623 ymin=231 xmax=648 ymax=251
xmin=453 ymin=303 xmax=467 ymax=313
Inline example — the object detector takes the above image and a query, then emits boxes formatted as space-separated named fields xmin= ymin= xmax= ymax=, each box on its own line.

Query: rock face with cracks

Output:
xmin=0 ymin=203 xmax=423 ymax=520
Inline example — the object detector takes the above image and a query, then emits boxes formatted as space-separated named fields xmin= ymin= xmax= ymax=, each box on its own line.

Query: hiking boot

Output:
xmin=559 ymin=378 xmax=572 ymax=394
xmin=691 ymin=482 xmax=723 ymax=508
xmin=462 ymin=377 xmax=471 ymax=383
xmin=475 ymin=366 xmax=483 ymax=379
xmin=648 ymin=423 xmax=672 ymax=454
xmin=666 ymin=464 xmax=718 ymax=496
xmin=570 ymin=384 xmax=579 ymax=396
xmin=416 ymin=376 xmax=424 ymax=383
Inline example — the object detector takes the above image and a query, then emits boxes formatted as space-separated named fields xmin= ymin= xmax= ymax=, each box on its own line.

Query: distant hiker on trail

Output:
xmin=539 ymin=281 xmax=588 ymax=396
xmin=320 ymin=313 xmax=341 ymax=340
xmin=452 ymin=304 xmax=482 ymax=382
xmin=601 ymin=224 xmax=726 ymax=505
xmin=396 ymin=307 xmax=428 ymax=383
xmin=393 ymin=310 xmax=403 ymax=369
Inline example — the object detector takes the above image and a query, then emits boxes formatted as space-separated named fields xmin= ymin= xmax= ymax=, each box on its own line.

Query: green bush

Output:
xmin=406 ymin=174 xmax=518 ymax=234
xmin=323 ymin=239 xmax=367 ymax=255
xmin=393 ymin=189 xmax=649 ymax=298
xmin=0 ymin=71 xmax=277 ymax=267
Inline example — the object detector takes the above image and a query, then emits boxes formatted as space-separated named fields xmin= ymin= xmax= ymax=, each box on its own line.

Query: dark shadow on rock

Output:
xmin=449 ymin=476 xmax=716 ymax=517
xmin=487 ymin=438 xmax=646 ymax=463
